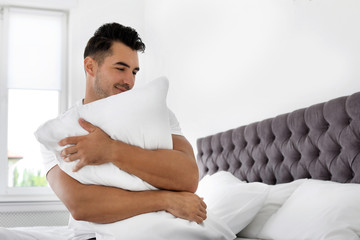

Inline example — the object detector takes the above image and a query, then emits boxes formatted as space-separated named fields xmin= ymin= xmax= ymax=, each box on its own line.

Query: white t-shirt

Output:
xmin=41 ymin=100 xmax=182 ymax=174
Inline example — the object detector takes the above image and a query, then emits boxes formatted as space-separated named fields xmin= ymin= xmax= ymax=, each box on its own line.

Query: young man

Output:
xmin=45 ymin=23 xmax=207 ymax=224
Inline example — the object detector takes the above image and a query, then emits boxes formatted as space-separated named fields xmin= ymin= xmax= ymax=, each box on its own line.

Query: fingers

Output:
xmin=58 ymin=119 xmax=94 ymax=146
xmin=58 ymin=136 xmax=80 ymax=146
xmin=197 ymin=198 xmax=207 ymax=224
xmin=59 ymin=141 xmax=81 ymax=164
xmin=195 ymin=210 xmax=207 ymax=224
xmin=200 ymin=197 xmax=207 ymax=209
xmin=60 ymin=145 xmax=77 ymax=158
xmin=190 ymin=196 xmax=207 ymax=224
xmin=63 ymin=152 xmax=80 ymax=163
xmin=63 ymin=156 xmax=85 ymax=172
xmin=195 ymin=214 xmax=206 ymax=224
xmin=78 ymin=118 xmax=96 ymax=133
xmin=60 ymin=149 xmax=87 ymax=172
xmin=72 ymin=160 xmax=86 ymax=172
xmin=188 ymin=196 xmax=207 ymax=224
xmin=167 ymin=192 xmax=208 ymax=224
xmin=61 ymin=151 xmax=84 ymax=172
xmin=60 ymin=145 xmax=83 ymax=171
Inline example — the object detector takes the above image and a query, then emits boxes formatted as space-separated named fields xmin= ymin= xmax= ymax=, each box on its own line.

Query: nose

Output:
xmin=123 ymin=72 xmax=135 ymax=89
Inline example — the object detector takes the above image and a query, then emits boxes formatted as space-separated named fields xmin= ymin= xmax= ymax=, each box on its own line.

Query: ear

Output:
xmin=84 ymin=56 xmax=97 ymax=77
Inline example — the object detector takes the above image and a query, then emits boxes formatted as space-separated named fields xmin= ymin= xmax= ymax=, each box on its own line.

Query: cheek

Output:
xmin=102 ymin=71 xmax=117 ymax=84
xmin=108 ymin=69 xmax=123 ymax=80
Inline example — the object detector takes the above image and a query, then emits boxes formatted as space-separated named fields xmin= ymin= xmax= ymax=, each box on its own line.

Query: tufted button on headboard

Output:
xmin=196 ymin=92 xmax=360 ymax=184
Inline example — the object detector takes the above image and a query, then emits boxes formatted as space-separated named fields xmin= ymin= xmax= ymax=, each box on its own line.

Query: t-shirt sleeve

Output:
xmin=168 ymin=108 xmax=183 ymax=136
xmin=40 ymin=144 xmax=58 ymax=174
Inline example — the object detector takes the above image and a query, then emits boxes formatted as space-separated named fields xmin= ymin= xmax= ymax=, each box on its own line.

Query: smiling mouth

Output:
xmin=115 ymin=86 xmax=126 ymax=93
xmin=114 ymin=84 xmax=130 ymax=93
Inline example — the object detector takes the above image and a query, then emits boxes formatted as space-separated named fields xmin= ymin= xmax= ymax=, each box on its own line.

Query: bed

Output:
xmin=196 ymin=91 xmax=360 ymax=240
xmin=1 ymin=90 xmax=360 ymax=240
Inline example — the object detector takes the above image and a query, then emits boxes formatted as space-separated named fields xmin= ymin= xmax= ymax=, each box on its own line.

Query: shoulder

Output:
xmin=168 ymin=108 xmax=183 ymax=136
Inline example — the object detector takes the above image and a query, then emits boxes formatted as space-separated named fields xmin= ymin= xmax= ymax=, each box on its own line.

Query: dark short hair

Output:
xmin=84 ymin=22 xmax=145 ymax=65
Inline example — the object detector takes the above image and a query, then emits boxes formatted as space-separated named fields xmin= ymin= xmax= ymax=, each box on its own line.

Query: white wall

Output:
xmin=69 ymin=0 xmax=360 ymax=151
xmin=143 ymin=0 xmax=360 ymax=149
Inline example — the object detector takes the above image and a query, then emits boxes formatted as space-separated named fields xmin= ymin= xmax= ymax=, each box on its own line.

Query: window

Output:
xmin=0 ymin=7 xmax=67 ymax=199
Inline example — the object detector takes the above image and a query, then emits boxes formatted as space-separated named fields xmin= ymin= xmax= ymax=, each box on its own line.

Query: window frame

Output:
xmin=0 ymin=5 xmax=68 ymax=202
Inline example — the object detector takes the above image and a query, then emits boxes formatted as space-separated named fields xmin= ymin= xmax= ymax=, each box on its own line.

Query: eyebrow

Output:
xmin=115 ymin=62 xmax=140 ymax=71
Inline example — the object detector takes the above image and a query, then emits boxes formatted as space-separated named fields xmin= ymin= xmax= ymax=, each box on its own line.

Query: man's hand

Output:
xmin=59 ymin=118 xmax=114 ymax=172
xmin=165 ymin=191 xmax=207 ymax=224
xmin=59 ymin=118 xmax=199 ymax=192
xmin=48 ymin=165 xmax=207 ymax=224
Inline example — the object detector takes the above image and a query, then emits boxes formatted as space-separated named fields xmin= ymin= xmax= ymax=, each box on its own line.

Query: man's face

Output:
xmin=90 ymin=42 xmax=140 ymax=101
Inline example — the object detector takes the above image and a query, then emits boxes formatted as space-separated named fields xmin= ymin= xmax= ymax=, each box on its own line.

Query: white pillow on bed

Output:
xmin=258 ymin=179 xmax=360 ymax=240
xmin=69 ymin=211 xmax=235 ymax=240
xmin=196 ymin=171 xmax=270 ymax=235
xmin=238 ymin=178 xmax=308 ymax=238
xmin=35 ymin=77 xmax=172 ymax=191
xmin=35 ymin=77 xmax=236 ymax=240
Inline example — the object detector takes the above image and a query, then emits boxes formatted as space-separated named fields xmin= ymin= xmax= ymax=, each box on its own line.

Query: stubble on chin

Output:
xmin=93 ymin=75 xmax=110 ymax=100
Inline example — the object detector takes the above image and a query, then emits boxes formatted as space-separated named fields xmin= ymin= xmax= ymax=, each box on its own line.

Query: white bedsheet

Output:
xmin=0 ymin=226 xmax=95 ymax=240
xmin=0 ymin=226 xmax=258 ymax=240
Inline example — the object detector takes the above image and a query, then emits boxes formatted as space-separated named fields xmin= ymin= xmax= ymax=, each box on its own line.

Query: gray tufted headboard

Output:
xmin=196 ymin=92 xmax=360 ymax=184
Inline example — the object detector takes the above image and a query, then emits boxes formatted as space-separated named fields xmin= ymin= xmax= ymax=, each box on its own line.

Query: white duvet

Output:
xmin=34 ymin=77 xmax=236 ymax=240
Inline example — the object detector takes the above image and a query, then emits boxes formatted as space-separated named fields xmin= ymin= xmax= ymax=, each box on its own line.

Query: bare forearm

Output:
xmin=59 ymin=124 xmax=199 ymax=192
xmin=73 ymin=187 xmax=167 ymax=223
xmin=109 ymin=136 xmax=199 ymax=192
xmin=47 ymin=166 xmax=168 ymax=223
xmin=73 ymin=187 xmax=206 ymax=224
